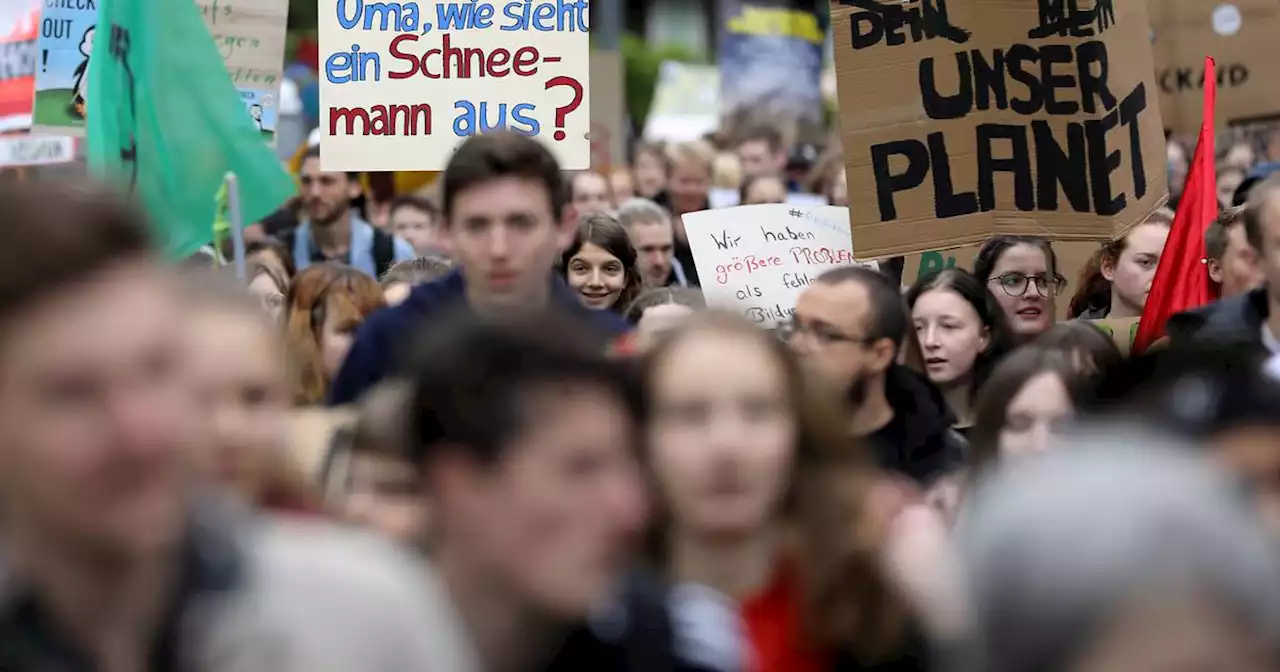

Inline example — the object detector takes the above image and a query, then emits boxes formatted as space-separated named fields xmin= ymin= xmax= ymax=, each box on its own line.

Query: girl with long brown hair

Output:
xmin=643 ymin=313 xmax=959 ymax=671
xmin=284 ymin=263 xmax=385 ymax=405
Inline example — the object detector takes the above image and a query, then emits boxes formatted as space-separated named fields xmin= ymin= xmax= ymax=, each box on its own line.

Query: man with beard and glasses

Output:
xmin=787 ymin=266 xmax=965 ymax=484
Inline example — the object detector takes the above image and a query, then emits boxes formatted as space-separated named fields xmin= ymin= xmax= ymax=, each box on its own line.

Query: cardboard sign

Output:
xmin=682 ymin=203 xmax=877 ymax=327
xmin=198 ymin=0 xmax=291 ymax=145
xmin=902 ymin=241 xmax=1099 ymax=320
xmin=1086 ymin=316 xmax=1140 ymax=357
xmin=1149 ymin=0 xmax=1280 ymax=135
xmin=318 ymin=0 xmax=591 ymax=171
xmin=830 ymin=0 xmax=1168 ymax=258
xmin=643 ymin=61 xmax=719 ymax=143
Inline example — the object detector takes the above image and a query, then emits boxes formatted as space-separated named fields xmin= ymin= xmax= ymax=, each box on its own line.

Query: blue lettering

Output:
xmin=326 ymin=44 xmax=380 ymax=83
xmin=336 ymin=0 xmax=422 ymax=31
xmin=501 ymin=1 xmax=524 ymax=30
xmin=473 ymin=2 xmax=495 ymax=28
xmin=437 ymin=2 xmax=470 ymax=29
xmin=324 ymin=52 xmax=353 ymax=83
xmin=511 ymin=103 xmax=539 ymax=135
xmin=337 ymin=0 xmax=362 ymax=29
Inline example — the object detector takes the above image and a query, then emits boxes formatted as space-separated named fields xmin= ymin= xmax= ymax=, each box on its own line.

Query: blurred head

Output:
xmin=608 ymin=168 xmax=634 ymax=206
xmin=0 ymin=183 xmax=196 ymax=563
xmin=570 ymin=171 xmax=612 ymax=217
xmin=632 ymin=142 xmax=669 ymax=200
xmin=380 ymin=256 xmax=453 ymax=306
xmin=345 ymin=380 xmax=428 ymax=547
xmin=712 ymin=152 xmax=743 ymax=190
xmin=787 ymin=267 xmax=905 ymax=406
xmin=560 ymin=214 xmax=642 ymax=313
xmin=1242 ymin=174 xmax=1280 ymax=298
xmin=1218 ymin=164 xmax=1248 ymax=211
xmin=827 ymin=168 xmax=848 ymax=207
xmin=284 ymin=264 xmax=385 ymax=404
xmin=298 ymin=147 xmax=361 ymax=226
xmin=407 ymin=311 xmax=647 ymax=618
xmin=1205 ymin=205 xmax=1262 ymax=299
xmin=623 ymin=287 xmax=705 ymax=350
xmin=388 ymin=195 xmax=443 ymax=257
xmin=959 ymin=437 xmax=1280 ymax=672
xmin=1223 ymin=142 xmax=1256 ymax=171
xmin=740 ymin=175 xmax=787 ymax=205
xmin=969 ymin=347 xmax=1086 ymax=468
xmin=734 ymin=125 xmax=786 ymax=180
xmin=247 ymin=261 xmax=288 ymax=321
xmin=973 ymin=236 xmax=1064 ymax=338
xmin=1033 ymin=321 xmax=1123 ymax=381
xmin=665 ymin=140 xmax=714 ymax=216
xmin=441 ymin=132 xmax=574 ymax=312
xmin=246 ymin=237 xmax=295 ymax=281
xmin=616 ymin=198 xmax=675 ymax=287
xmin=1168 ymin=141 xmax=1189 ymax=200
xmin=178 ymin=268 xmax=295 ymax=505
xmin=906 ymin=269 xmax=1013 ymax=405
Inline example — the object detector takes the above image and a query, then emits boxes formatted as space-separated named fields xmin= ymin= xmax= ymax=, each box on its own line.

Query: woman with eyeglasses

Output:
xmin=973 ymin=236 xmax=1067 ymax=341
xmin=1068 ymin=209 xmax=1173 ymax=319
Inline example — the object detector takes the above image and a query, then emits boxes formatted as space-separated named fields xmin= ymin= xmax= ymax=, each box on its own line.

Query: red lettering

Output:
xmin=513 ymin=46 xmax=540 ymax=76
xmin=387 ymin=34 xmax=418 ymax=80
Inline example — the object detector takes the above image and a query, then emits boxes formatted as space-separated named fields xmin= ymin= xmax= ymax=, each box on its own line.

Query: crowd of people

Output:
xmin=4 ymin=124 xmax=1280 ymax=672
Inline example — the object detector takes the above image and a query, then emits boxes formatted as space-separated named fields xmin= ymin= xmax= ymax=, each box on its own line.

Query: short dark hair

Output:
xmin=380 ymin=256 xmax=453 ymax=287
xmin=1205 ymin=206 xmax=1245 ymax=262
xmin=1242 ymin=174 xmax=1280 ymax=251
xmin=0 ymin=181 xmax=151 ymax=327
xmin=973 ymin=235 xmax=1059 ymax=283
xmin=301 ymin=145 xmax=358 ymax=180
xmin=560 ymin=214 xmax=643 ymax=312
xmin=441 ymin=132 xmax=567 ymax=225
xmin=736 ymin=125 xmax=784 ymax=153
xmin=387 ymin=194 xmax=438 ymax=220
xmin=246 ymin=236 xmax=296 ymax=278
xmin=816 ymin=266 xmax=909 ymax=356
xmin=405 ymin=309 xmax=640 ymax=467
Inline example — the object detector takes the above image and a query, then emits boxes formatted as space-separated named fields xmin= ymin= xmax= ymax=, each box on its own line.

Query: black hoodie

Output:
xmin=864 ymin=365 xmax=967 ymax=485
xmin=1165 ymin=286 xmax=1270 ymax=356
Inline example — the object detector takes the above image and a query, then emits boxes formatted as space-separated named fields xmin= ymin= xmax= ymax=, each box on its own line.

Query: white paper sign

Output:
xmin=0 ymin=135 xmax=75 ymax=166
xmin=682 ymin=203 xmax=877 ymax=327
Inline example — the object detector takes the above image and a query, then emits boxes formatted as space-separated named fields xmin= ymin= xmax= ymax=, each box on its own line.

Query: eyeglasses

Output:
xmin=779 ymin=317 xmax=871 ymax=346
xmin=989 ymin=272 xmax=1067 ymax=298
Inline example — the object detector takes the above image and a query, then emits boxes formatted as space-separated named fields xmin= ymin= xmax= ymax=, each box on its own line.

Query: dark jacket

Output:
xmin=329 ymin=270 xmax=631 ymax=405
xmin=1165 ymin=286 xmax=1269 ymax=355
xmin=867 ymin=366 xmax=967 ymax=485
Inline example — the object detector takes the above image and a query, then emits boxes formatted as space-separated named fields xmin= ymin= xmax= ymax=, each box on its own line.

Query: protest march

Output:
xmin=1 ymin=0 xmax=1280 ymax=670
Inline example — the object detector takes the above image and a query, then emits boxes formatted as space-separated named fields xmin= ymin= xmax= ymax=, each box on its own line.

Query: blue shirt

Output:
xmin=292 ymin=214 xmax=416 ymax=277
xmin=328 ymin=269 xmax=632 ymax=405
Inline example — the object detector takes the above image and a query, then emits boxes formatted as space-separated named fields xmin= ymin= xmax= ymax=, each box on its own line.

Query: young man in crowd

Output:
xmin=388 ymin=194 xmax=447 ymax=258
xmin=329 ymin=132 xmax=631 ymax=405
xmin=404 ymin=310 xmax=737 ymax=671
xmin=788 ymin=266 xmax=965 ymax=484
xmin=734 ymin=125 xmax=797 ymax=192
xmin=0 ymin=182 xmax=477 ymax=671
xmin=615 ymin=197 xmax=689 ymax=287
xmin=1171 ymin=174 xmax=1280 ymax=355
xmin=285 ymin=145 xmax=416 ymax=277
xmin=1205 ymin=205 xmax=1263 ymax=300
xmin=569 ymin=170 xmax=613 ymax=217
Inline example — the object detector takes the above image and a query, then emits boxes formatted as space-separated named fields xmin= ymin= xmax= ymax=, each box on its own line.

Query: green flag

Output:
xmin=85 ymin=0 xmax=294 ymax=259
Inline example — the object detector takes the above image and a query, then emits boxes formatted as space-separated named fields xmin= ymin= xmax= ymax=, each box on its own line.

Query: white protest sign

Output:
xmin=0 ymin=134 xmax=75 ymax=166
xmin=318 ymin=0 xmax=591 ymax=171
xmin=682 ymin=203 xmax=876 ymax=327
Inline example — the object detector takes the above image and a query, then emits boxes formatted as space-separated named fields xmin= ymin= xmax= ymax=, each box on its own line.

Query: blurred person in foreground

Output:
xmin=1169 ymin=173 xmax=1280 ymax=353
xmin=957 ymin=432 xmax=1280 ymax=672
xmin=1084 ymin=346 xmax=1280 ymax=535
xmin=330 ymin=132 xmax=630 ymax=405
xmin=404 ymin=310 xmax=732 ymax=671
xmin=789 ymin=267 xmax=965 ymax=484
xmin=0 ymin=181 xmax=477 ymax=670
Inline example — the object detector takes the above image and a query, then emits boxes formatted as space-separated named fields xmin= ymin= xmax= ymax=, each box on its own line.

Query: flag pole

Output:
xmin=225 ymin=172 xmax=246 ymax=278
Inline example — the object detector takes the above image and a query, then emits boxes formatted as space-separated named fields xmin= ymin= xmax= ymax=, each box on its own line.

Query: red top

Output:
xmin=741 ymin=563 xmax=826 ymax=672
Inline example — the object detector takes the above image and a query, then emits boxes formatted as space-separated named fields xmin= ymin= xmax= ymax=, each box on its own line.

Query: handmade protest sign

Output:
xmin=34 ymin=0 xmax=287 ymax=137
xmin=683 ymin=203 xmax=877 ymax=327
xmin=831 ymin=0 xmax=1168 ymax=258
xmin=1150 ymin=0 xmax=1280 ymax=135
xmin=197 ymin=0 xmax=289 ymax=144
xmin=318 ymin=0 xmax=591 ymax=171
xmin=0 ymin=4 xmax=36 ymax=133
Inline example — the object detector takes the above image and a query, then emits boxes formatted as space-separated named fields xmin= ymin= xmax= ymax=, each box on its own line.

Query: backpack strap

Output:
xmin=372 ymin=228 xmax=396 ymax=279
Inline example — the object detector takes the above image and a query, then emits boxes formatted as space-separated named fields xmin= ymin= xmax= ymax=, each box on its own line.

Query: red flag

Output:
xmin=1133 ymin=56 xmax=1218 ymax=355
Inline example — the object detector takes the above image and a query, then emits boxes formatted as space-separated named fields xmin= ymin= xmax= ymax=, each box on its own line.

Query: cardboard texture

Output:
xmin=1149 ymin=0 xmax=1280 ymax=135
xmin=589 ymin=49 xmax=626 ymax=171
xmin=901 ymin=241 xmax=1099 ymax=321
xmin=1085 ymin=316 xmax=1140 ymax=356
xmin=831 ymin=0 xmax=1168 ymax=258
